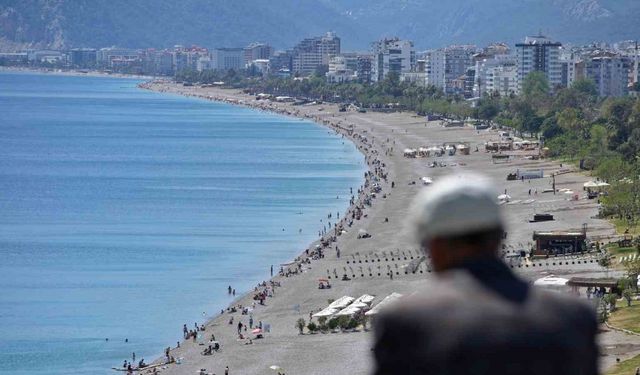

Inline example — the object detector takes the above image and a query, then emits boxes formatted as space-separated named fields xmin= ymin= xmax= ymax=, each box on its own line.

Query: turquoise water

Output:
xmin=0 ymin=72 xmax=365 ymax=374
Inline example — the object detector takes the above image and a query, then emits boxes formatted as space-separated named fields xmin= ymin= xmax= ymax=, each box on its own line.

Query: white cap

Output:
xmin=410 ymin=173 xmax=503 ymax=244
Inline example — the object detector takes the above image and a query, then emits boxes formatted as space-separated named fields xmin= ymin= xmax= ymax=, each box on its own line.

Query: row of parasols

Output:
xmin=311 ymin=292 xmax=403 ymax=318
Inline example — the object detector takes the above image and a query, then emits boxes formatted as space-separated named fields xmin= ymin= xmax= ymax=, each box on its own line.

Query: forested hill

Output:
xmin=1 ymin=0 xmax=640 ymax=51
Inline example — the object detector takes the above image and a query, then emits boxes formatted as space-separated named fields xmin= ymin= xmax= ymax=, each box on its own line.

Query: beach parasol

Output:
xmin=270 ymin=365 xmax=282 ymax=371
xmin=497 ymin=194 xmax=511 ymax=201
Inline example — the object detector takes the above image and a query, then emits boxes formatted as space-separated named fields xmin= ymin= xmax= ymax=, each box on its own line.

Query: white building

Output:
xmin=515 ymin=35 xmax=562 ymax=93
xmin=196 ymin=56 xmax=213 ymax=72
xmin=425 ymin=49 xmax=445 ymax=89
xmin=292 ymin=32 xmax=340 ymax=75
xmin=474 ymin=54 xmax=517 ymax=97
xmin=211 ymin=48 xmax=245 ymax=71
xmin=371 ymin=38 xmax=415 ymax=82
xmin=326 ymin=55 xmax=356 ymax=83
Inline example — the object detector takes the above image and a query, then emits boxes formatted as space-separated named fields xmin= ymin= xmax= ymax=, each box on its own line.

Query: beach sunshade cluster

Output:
xmin=313 ymin=294 xmax=376 ymax=318
xmin=312 ymin=296 xmax=355 ymax=318
xmin=365 ymin=292 xmax=403 ymax=316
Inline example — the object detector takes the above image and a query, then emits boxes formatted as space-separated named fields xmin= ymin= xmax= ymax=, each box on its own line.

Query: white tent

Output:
xmin=312 ymin=308 xmax=339 ymax=318
xmin=583 ymin=181 xmax=599 ymax=188
xmin=365 ymin=293 xmax=403 ymax=316
xmin=334 ymin=305 xmax=363 ymax=316
xmin=353 ymin=294 xmax=376 ymax=305
xmin=312 ymin=296 xmax=355 ymax=318
xmin=327 ymin=296 xmax=355 ymax=310
xmin=533 ymin=276 xmax=570 ymax=293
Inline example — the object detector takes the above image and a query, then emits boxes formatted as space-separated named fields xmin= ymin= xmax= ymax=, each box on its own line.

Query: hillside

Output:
xmin=0 ymin=0 xmax=639 ymax=51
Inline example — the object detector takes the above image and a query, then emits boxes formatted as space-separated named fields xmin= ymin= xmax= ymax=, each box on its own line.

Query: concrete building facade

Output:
xmin=371 ymin=38 xmax=415 ymax=82
xmin=515 ymin=35 xmax=562 ymax=93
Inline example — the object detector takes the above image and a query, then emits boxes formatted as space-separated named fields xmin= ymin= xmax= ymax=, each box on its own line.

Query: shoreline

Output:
xmin=133 ymin=81 xmax=630 ymax=374
xmin=0 ymin=66 xmax=157 ymax=80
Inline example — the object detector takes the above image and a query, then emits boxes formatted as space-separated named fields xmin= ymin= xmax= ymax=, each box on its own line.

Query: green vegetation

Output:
xmin=609 ymin=300 xmax=640 ymax=333
xmin=295 ymin=318 xmax=306 ymax=334
xmin=608 ymin=353 xmax=640 ymax=375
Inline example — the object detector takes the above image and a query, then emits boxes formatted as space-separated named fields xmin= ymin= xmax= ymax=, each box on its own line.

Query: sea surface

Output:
xmin=0 ymin=71 xmax=365 ymax=374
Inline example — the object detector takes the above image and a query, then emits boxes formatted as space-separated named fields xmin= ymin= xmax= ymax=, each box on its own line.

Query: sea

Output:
xmin=0 ymin=71 xmax=365 ymax=374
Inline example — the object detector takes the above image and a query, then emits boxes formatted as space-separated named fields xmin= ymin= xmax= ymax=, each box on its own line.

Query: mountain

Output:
xmin=0 ymin=0 xmax=639 ymax=51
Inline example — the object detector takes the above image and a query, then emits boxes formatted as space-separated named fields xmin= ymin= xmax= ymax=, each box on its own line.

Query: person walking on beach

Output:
xmin=271 ymin=265 xmax=273 ymax=277
xmin=373 ymin=173 xmax=598 ymax=375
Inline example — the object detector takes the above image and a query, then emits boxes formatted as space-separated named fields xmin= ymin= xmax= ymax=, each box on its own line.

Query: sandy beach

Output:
xmin=134 ymin=81 xmax=637 ymax=375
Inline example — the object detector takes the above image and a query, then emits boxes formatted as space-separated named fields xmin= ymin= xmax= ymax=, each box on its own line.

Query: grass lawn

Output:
xmin=612 ymin=218 xmax=640 ymax=236
xmin=607 ymin=300 xmax=640 ymax=375
xmin=607 ymin=353 xmax=640 ymax=375
xmin=609 ymin=300 xmax=640 ymax=333
xmin=606 ymin=243 xmax=638 ymax=270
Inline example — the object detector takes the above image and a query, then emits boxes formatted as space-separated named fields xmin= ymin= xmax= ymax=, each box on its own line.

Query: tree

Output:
xmin=623 ymin=288 xmax=634 ymax=307
xmin=327 ymin=317 xmax=339 ymax=331
xmin=623 ymin=259 xmax=640 ymax=291
xmin=571 ymin=78 xmax=598 ymax=98
xmin=296 ymin=318 xmax=306 ymax=334
xmin=521 ymin=71 xmax=550 ymax=105
xmin=604 ymin=293 xmax=618 ymax=312
xmin=307 ymin=321 xmax=318 ymax=333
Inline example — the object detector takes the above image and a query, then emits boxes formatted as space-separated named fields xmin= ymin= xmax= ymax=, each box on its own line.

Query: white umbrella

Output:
xmin=497 ymin=194 xmax=511 ymax=201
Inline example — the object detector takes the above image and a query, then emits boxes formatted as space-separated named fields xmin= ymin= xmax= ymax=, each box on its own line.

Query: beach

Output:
xmin=139 ymin=81 xmax=638 ymax=375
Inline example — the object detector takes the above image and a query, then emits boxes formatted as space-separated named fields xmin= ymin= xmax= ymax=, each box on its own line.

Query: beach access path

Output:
xmin=139 ymin=81 xmax=637 ymax=375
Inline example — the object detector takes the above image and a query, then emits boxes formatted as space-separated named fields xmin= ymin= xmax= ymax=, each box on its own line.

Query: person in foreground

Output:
xmin=373 ymin=173 xmax=598 ymax=375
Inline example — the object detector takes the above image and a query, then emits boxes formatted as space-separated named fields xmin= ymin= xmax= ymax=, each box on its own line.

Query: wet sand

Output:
xmin=137 ymin=81 xmax=634 ymax=375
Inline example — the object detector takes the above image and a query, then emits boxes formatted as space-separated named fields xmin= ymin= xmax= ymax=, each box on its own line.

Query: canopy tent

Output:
xmin=312 ymin=295 xmax=355 ymax=318
xmin=312 ymin=307 xmax=339 ymax=318
xmin=334 ymin=305 xmax=363 ymax=316
xmin=421 ymin=177 xmax=433 ymax=185
xmin=327 ymin=296 xmax=354 ymax=309
xmin=534 ymin=275 xmax=569 ymax=287
xmin=365 ymin=293 xmax=403 ymax=316
xmin=353 ymin=294 xmax=376 ymax=305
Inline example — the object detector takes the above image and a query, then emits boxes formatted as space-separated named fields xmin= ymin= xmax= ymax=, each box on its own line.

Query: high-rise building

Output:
xmin=326 ymin=55 xmax=356 ymax=83
xmin=371 ymin=38 xmax=415 ymax=82
xmin=96 ymin=47 xmax=140 ymax=70
xmin=291 ymin=32 xmax=340 ymax=75
xmin=584 ymin=53 xmax=629 ymax=97
xmin=515 ymin=35 xmax=562 ymax=93
xmin=443 ymin=45 xmax=477 ymax=95
xmin=269 ymin=50 xmax=294 ymax=73
xmin=425 ymin=49 xmax=445 ymax=88
xmin=244 ymin=43 xmax=273 ymax=65
xmin=356 ymin=55 xmax=373 ymax=83
xmin=474 ymin=53 xmax=517 ymax=98
xmin=69 ymin=48 xmax=97 ymax=68
xmin=211 ymin=48 xmax=245 ymax=71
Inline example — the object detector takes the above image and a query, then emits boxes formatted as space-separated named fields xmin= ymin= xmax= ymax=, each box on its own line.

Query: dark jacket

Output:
xmin=373 ymin=258 xmax=598 ymax=375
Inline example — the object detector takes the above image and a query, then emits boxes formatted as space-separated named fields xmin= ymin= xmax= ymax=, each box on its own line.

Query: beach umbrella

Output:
xmin=497 ymin=194 xmax=510 ymax=201
xmin=270 ymin=365 xmax=282 ymax=371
